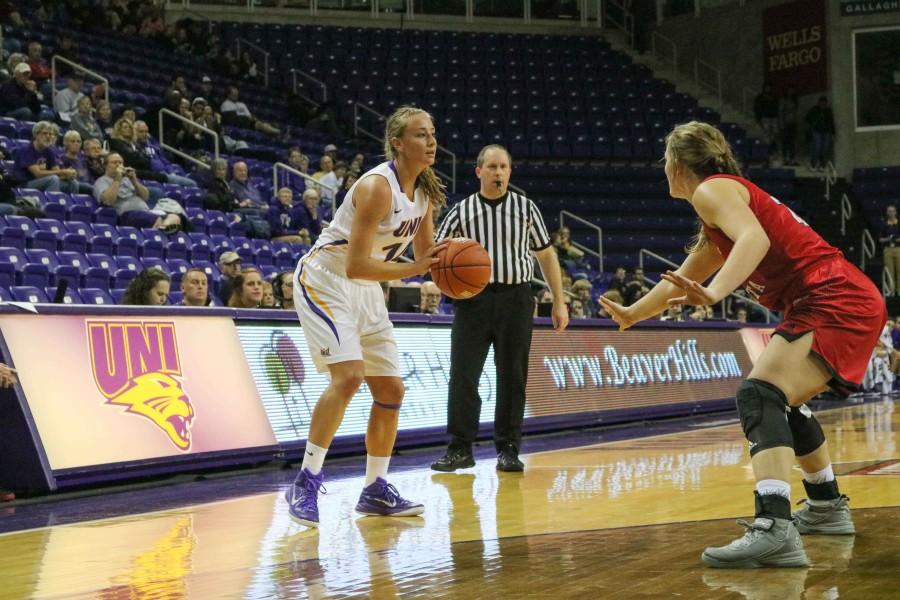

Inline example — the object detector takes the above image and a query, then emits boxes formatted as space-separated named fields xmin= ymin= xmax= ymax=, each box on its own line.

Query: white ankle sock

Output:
xmin=802 ymin=465 xmax=834 ymax=485
xmin=756 ymin=479 xmax=791 ymax=500
xmin=365 ymin=455 xmax=391 ymax=486
xmin=301 ymin=442 xmax=328 ymax=475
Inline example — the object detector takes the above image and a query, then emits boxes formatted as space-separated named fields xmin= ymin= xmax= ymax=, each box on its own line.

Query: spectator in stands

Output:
xmin=880 ymin=204 xmax=900 ymax=296
xmin=268 ymin=187 xmax=321 ymax=245
xmin=227 ymin=267 xmax=264 ymax=308
xmin=166 ymin=75 xmax=190 ymax=102
xmin=59 ymin=130 xmax=94 ymax=193
xmin=229 ymin=160 xmax=264 ymax=208
xmin=123 ymin=268 xmax=171 ymax=306
xmin=119 ymin=105 xmax=138 ymax=124
xmin=2 ymin=52 xmax=26 ymax=82
xmin=53 ymin=32 xmax=79 ymax=71
xmin=419 ymin=281 xmax=444 ymax=315
xmin=179 ymin=267 xmax=211 ymax=307
xmin=661 ymin=303 xmax=684 ymax=321
xmin=108 ymin=117 xmax=169 ymax=184
xmin=261 ymin=281 xmax=276 ymax=308
xmin=0 ymin=62 xmax=41 ymax=120
xmin=13 ymin=121 xmax=79 ymax=191
xmin=596 ymin=289 xmax=624 ymax=319
xmin=273 ymin=271 xmax=294 ymax=310
xmin=312 ymin=154 xmax=339 ymax=207
xmin=322 ymin=143 xmax=338 ymax=162
xmin=735 ymin=307 xmax=749 ymax=323
xmin=305 ymin=103 xmax=342 ymax=139
xmin=69 ymin=95 xmax=104 ymax=142
xmin=94 ymin=152 xmax=183 ymax=232
xmin=753 ymin=82 xmax=779 ymax=162
xmin=805 ymin=96 xmax=835 ymax=171
xmin=25 ymin=41 xmax=51 ymax=97
xmin=553 ymin=226 xmax=586 ymax=272
xmin=335 ymin=171 xmax=358 ymax=210
xmin=132 ymin=120 xmax=198 ymax=187
xmin=83 ymin=138 xmax=106 ymax=181
xmin=608 ymin=266 xmax=628 ymax=298
xmin=203 ymin=158 xmax=239 ymax=212
xmin=95 ymin=100 xmax=115 ymax=138
xmin=571 ymin=279 xmax=597 ymax=318
xmin=333 ymin=161 xmax=348 ymax=188
xmin=624 ymin=267 xmax=650 ymax=305
xmin=276 ymin=147 xmax=309 ymax=194
xmin=53 ymin=72 xmax=85 ymax=123
xmin=779 ymin=86 xmax=799 ymax=166
xmin=171 ymin=96 xmax=207 ymax=154
xmin=217 ymin=251 xmax=242 ymax=304
xmin=349 ymin=152 xmax=365 ymax=174
xmin=219 ymin=85 xmax=281 ymax=138
xmin=198 ymin=75 xmax=217 ymax=107
xmin=570 ymin=298 xmax=586 ymax=319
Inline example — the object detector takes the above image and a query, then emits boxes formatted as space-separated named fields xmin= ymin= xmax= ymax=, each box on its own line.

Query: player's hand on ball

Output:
xmin=598 ymin=295 xmax=636 ymax=331
xmin=415 ymin=240 xmax=450 ymax=275
xmin=661 ymin=271 xmax=717 ymax=306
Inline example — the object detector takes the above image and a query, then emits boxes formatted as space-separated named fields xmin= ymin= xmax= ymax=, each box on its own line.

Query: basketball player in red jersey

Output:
xmin=601 ymin=121 xmax=885 ymax=568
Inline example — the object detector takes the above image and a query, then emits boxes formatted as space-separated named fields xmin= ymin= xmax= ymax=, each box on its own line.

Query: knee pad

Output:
xmin=787 ymin=405 xmax=826 ymax=456
xmin=736 ymin=379 xmax=794 ymax=456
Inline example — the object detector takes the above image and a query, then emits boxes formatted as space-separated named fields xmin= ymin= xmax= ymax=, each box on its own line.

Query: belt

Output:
xmin=484 ymin=282 xmax=529 ymax=292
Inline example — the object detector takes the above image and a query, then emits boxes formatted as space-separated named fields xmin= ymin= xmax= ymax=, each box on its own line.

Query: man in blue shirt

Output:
xmin=267 ymin=187 xmax=321 ymax=245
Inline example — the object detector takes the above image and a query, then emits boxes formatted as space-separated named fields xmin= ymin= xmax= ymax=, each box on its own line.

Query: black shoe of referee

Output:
xmin=431 ymin=447 xmax=475 ymax=472
xmin=496 ymin=445 xmax=524 ymax=472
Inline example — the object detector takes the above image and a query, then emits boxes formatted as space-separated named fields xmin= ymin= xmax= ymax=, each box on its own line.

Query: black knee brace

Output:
xmin=736 ymin=379 xmax=793 ymax=456
xmin=787 ymin=405 xmax=826 ymax=457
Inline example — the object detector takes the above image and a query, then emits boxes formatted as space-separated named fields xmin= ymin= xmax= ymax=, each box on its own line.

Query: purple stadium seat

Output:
xmin=210 ymin=234 xmax=234 ymax=254
xmin=10 ymin=286 xmax=48 ymax=303
xmin=0 ymin=219 xmax=25 ymax=250
xmin=110 ymin=288 xmax=126 ymax=304
xmin=21 ymin=262 xmax=50 ymax=287
xmin=79 ymin=288 xmax=115 ymax=305
xmin=44 ymin=286 xmax=82 ymax=304
xmin=164 ymin=238 xmax=189 ymax=261
xmin=113 ymin=269 xmax=138 ymax=290
xmin=0 ymin=286 xmax=11 ymax=301
xmin=141 ymin=257 xmax=169 ymax=273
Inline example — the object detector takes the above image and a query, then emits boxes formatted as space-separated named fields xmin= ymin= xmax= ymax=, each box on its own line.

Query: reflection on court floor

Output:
xmin=1 ymin=399 xmax=897 ymax=599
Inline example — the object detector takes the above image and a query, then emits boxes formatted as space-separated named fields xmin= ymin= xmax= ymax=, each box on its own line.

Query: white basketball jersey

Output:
xmin=308 ymin=161 xmax=429 ymax=276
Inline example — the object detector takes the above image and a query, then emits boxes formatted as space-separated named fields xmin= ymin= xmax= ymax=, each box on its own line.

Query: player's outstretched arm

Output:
xmin=600 ymin=242 xmax=724 ymax=331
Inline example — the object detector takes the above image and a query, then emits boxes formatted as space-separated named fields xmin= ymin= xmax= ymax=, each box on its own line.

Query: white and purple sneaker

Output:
xmin=355 ymin=477 xmax=425 ymax=517
xmin=285 ymin=468 xmax=325 ymax=527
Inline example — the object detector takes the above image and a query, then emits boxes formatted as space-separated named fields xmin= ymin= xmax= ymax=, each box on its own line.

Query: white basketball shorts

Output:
xmin=293 ymin=254 xmax=399 ymax=376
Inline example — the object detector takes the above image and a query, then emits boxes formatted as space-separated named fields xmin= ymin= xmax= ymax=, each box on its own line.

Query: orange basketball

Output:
xmin=431 ymin=238 xmax=491 ymax=300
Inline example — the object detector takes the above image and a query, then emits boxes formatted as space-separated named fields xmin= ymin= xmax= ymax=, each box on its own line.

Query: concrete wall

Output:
xmin=828 ymin=5 xmax=900 ymax=174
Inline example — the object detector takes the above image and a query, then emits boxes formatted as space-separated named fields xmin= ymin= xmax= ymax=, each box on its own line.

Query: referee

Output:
xmin=431 ymin=144 xmax=568 ymax=473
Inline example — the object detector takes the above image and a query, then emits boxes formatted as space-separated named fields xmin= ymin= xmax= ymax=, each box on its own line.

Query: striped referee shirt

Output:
xmin=436 ymin=191 xmax=552 ymax=284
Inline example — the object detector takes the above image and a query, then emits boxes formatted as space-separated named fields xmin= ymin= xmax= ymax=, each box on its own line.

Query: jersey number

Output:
xmin=771 ymin=196 xmax=809 ymax=226
xmin=382 ymin=242 xmax=404 ymax=262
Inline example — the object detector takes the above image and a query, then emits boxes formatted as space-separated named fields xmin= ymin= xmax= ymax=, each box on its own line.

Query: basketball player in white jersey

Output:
xmin=285 ymin=106 xmax=448 ymax=526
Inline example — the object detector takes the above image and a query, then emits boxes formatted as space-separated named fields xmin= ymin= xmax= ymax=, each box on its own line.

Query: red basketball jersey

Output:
xmin=700 ymin=174 xmax=842 ymax=312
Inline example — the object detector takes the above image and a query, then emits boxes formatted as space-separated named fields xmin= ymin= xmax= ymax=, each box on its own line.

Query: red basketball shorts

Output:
xmin=775 ymin=258 xmax=887 ymax=397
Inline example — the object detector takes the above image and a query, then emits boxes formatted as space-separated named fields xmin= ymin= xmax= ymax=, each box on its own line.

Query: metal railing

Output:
xmin=236 ymin=37 xmax=270 ymax=88
xmin=158 ymin=108 xmax=218 ymax=170
xmin=605 ymin=0 xmax=635 ymax=47
xmin=272 ymin=162 xmax=337 ymax=215
xmin=353 ymin=102 xmax=457 ymax=194
xmin=742 ymin=87 xmax=757 ymax=118
xmin=861 ymin=229 xmax=875 ymax=271
xmin=509 ymin=183 xmax=527 ymax=197
xmin=823 ymin=161 xmax=838 ymax=199
xmin=639 ymin=248 xmax=774 ymax=323
xmin=560 ymin=210 xmax=603 ymax=273
xmin=840 ymin=193 xmax=852 ymax=236
xmin=651 ymin=31 xmax=677 ymax=70
xmin=693 ymin=58 xmax=722 ymax=107
xmin=291 ymin=69 xmax=327 ymax=107
xmin=51 ymin=56 xmax=108 ymax=112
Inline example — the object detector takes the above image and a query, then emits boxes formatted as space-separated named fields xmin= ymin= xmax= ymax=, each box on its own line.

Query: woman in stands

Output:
xmin=123 ymin=269 xmax=171 ymax=306
xmin=227 ymin=267 xmax=264 ymax=308
xmin=600 ymin=121 xmax=884 ymax=569
xmin=284 ymin=106 xmax=447 ymax=527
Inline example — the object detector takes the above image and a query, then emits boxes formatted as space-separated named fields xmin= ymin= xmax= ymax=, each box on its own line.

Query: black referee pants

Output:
xmin=447 ymin=283 xmax=534 ymax=453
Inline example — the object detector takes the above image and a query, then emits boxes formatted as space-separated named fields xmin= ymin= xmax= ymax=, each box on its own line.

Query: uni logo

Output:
xmin=87 ymin=321 xmax=195 ymax=451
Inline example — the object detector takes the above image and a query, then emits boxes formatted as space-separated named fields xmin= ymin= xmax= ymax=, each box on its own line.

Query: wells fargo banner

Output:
xmin=763 ymin=0 xmax=828 ymax=95
xmin=0 ymin=315 xmax=276 ymax=470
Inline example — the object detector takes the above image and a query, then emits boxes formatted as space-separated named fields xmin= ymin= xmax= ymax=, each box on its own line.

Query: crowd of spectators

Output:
xmin=753 ymin=84 xmax=835 ymax=170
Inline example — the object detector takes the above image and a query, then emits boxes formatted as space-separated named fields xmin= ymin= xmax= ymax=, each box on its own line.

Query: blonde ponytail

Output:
xmin=384 ymin=105 xmax=446 ymax=211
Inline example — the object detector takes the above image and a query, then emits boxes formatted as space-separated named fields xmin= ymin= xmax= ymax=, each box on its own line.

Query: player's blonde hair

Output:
xmin=665 ymin=121 xmax=743 ymax=253
xmin=384 ymin=105 xmax=446 ymax=211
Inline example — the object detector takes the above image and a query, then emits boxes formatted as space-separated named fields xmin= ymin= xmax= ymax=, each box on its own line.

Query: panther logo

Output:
xmin=88 ymin=321 xmax=195 ymax=451
xmin=107 ymin=372 xmax=195 ymax=450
